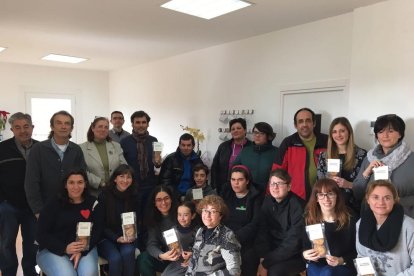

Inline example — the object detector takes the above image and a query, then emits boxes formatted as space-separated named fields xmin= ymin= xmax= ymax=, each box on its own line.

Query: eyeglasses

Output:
xmin=201 ymin=209 xmax=220 ymax=216
xmin=155 ymin=196 xmax=171 ymax=203
xmin=269 ymin=181 xmax=288 ymax=188
xmin=316 ymin=192 xmax=337 ymax=200
xmin=369 ymin=195 xmax=394 ymax=202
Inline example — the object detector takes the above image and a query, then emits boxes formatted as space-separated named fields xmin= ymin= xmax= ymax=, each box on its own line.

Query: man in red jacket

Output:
xmin=272 ymin=107 xmax=328 ymax=201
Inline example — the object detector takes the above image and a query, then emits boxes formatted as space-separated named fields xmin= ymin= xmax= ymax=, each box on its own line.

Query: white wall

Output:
xmin=0 ymin=62 xmax=109 ymax=143
xmin=110 ymin=13 xmax=353 ymax=164
xmin=349 ymin=0 xmax=414 ymax=149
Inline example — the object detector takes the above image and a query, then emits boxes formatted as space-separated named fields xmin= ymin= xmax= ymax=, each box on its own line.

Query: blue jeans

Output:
xmin=0 ymin=201 xmax=38 ymax=276
xmin=97 ymin=239 xmax=136 ymax=276
xmin=37 ymin=247 xmax=98 ymax=276
xmin=307 ymin=262 xmax=354 ymax=276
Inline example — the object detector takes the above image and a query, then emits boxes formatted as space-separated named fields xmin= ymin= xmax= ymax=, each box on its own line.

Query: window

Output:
xmin=26 ymin=93 xmax=75 ymax=141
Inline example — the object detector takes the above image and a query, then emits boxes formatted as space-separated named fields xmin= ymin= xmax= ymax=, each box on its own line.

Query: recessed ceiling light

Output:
xmin=42 ymin=54 xmax=88 ymax=64
xmin=0 ymin=47 xmax=7 ymax=53
xmin=161 ymin=0 xmax=252 ymax=20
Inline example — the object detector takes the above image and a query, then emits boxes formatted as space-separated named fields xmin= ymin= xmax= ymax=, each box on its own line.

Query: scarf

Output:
xmin=132 ymin=130 xmax=149 ymax=180
xmin=106 ymin=184 xmax=135 ymax=231
xmin=359 ymin=203 xmax=404 ymax=252
xmin=367 ymin=141 xmax=411 ymax=174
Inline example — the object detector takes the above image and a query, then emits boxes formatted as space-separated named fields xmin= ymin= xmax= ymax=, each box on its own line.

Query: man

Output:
xmin=0 ymin=113 xmax=38 ymax=276
xmin=121 ymin=111 xmax=159 ymax=214
xmin=272 ymin=107 xmax=328 ymax=201
xmin=159 ymin=133 xmax=203 ymax=200
xmin=109 ymin=111 xmax=130 ymax=143
xmin=25 ymin=110 xmax=86 ymax=217
xmin=255 ymin=168 xmax=305 ymax=276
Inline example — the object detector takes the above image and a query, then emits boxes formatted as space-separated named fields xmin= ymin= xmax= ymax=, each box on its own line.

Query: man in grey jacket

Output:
xmin=25 ymin=110 xmax=86 ymax=217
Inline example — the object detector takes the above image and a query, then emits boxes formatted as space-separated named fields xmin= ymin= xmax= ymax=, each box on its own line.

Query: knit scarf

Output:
xmin=359 ymin=203 xmax=404 ymax=252
xmin=132 ymin=130 xmax=149 ymax=180
xmin=367 ymin=141 xmax=411 ymax=173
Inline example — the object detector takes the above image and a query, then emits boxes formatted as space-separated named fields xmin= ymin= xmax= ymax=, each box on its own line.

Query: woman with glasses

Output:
xmin=80 ymin=117 xmax=127 ymax=197
xmin=302 ymin=178 xmax=357 ymax=276
xmin=233 ymin=122 xmax=278 ymax=193
xmin=186 ymin=195 xmax=241 ymax=276
xmin=255 ymin=168 xmax=306 ymax=276
xmin=97 ymin=164 xmax=140 ymax=276
xmin=317 ymin=117 xmax=367 ymax=214
xmin=221 ymin=165 xmax=263 ymax=275
xmin=137 ymin=185 xmax=178 ymax=276
xmin=356 ymin=180 xmax=414 ymax=275
xmin=211 ymin=118 xmax=252 ymax=195
xmin=353 ymin=114 xmax=414 ymax=218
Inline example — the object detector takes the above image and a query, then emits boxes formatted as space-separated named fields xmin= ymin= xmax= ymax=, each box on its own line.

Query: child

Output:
xmin=161 ymin=201 xmax=200 ymax=276
xmin=184 ymin=164 xmax=216 ymax=205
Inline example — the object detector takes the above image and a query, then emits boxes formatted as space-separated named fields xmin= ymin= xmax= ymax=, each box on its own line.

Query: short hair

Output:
xmin=365 ymin=180 xmax=399 ymax=203
xmin=230 ymin=165 xmax=251 ymax=183
xmin=130 ymin=111 xmax=150 ymax=123
xmin=197 ymin=195 xmax=229 ymax=220
xmin=110 ymin=111 xmax=124 ymax=119
xmin=48 ymin=110 xmax=74 ymax=139
xmin=229 ymin=118 xmax=247 ymax=130
xmin=294 ymin=107 xmax=316 ymax=125
xmin=193 ymin=163 xmax=209 ymax=176
xmin=8 ymin=112 xmax=33 ymax=126
xmin=179 ymin=133 xmax=195 ymax=146
xmin=87 ymin=117 xmax=111 ymax=142
xmin=253 ymin=122 xmax=276 ymax=141
xmin=108 ymin=164 xmax=136 ymax=189
xmin=374 ymin=114 xmax=405 ymax=142
xmin=269 ymin=168 xmax=291 ymax=184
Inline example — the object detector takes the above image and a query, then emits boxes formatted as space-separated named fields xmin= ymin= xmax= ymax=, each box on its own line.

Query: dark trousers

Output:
xmin=0 ymin=201 xmax=38 ymax=276
xmin=267 ymin=256 xmax=306 ymax=276
xmin=98 ymin=239 xmax=136 ymax=276
xmin=136 ymin=251 xmax=168 ymax=276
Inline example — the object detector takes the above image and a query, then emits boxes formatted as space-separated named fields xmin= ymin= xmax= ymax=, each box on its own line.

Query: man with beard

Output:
xmin=121 ymin=111 xmax=160 ymax=216
xmin=272 ymin=108 xmax=328 ymax=201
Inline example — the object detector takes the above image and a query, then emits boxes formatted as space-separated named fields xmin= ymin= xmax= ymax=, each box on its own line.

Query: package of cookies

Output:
xmin=305 ymin=223 xmax=330 ymax=258
xmin=153 ymin=142 xmax=164 ymax=167
xmin=76 ymin=222 xmax=92 ymax=251
xmin=353 ymin=257 xmax=375 ymax=276
xmin=121 ymin=212 xmax=137 ymax=242
xmin=163 ymin=228 xmax=182 ymax=255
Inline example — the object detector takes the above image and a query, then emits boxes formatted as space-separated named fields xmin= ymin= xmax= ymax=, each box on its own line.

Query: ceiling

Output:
xmin=0 ymin=0 xmax=386 ymax=71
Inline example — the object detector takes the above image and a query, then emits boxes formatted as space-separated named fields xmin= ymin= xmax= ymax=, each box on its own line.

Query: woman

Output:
xmin=303 ymin=178 xmax=357 ymax=276
xmin=211 ymin=118 xmax=252 ymax=194
xmin=317 ymin=117 xmax=367 ymax=213
xmin=255 ymin=168 xmax=305 ymax=276
xmin=233 ymin=122 xmax=278 ymax=193
xmin=356 ymin=180 xmax=414 ymax=275
xmin=98 ymin=164 xmax=140 ymax=276
xmin=137 ymin=185 xmax=179 ymax=276
xmin=221 ymin=165 xmax=262 ymax=276
xmin=36 ymin=170 xmax=103 ymax=276
xmin=353 ymin=114 xmax=414 ymax=217
xmin=80 ymin=116 xmax=127 ymax=196
xmin=186 ymin=195 xmax=241 ymax=276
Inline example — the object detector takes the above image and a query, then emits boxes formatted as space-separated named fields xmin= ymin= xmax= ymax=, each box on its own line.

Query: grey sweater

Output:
xmin=356 ymin=215 xmax=414 ymax=276
xmin=353 ymin=149 xmax=414 ymax=218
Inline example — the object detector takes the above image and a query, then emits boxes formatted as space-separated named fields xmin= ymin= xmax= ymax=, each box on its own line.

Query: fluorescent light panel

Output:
xmin=42 ymin=54 xmax=88 ymax=64
xmin=161 ymin=0 xmax=251 ymax=20
xmin=0 ymin=47 xmax=7 ymax=53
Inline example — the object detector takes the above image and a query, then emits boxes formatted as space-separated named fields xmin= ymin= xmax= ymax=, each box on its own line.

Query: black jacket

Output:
xmin=159 ymin=147 xmax=203 ymax=197
xmin=255 ymin=192 xmax=305 ymax=269
xmin=222 ymin=184 xmax=263 ymax=246
xmin=211 ymin=139 xmax=252 ymax=194
xmin=0 ymin=137 xmax=38 ymax=208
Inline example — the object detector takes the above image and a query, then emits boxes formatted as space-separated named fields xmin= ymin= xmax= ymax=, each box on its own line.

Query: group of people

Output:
xmin=0 ymin=107 xmax=414 ymax=276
